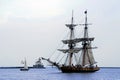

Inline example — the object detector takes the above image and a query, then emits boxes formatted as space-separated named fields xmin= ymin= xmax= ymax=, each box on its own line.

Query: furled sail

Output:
xmin=62 ymin=38 xmax=80 ymax=44
xmin=66 ymin=24 xmax=77 ymax=28
xmin=79 ymin=38 xmax=94 ymax=41
xmin=58 ymin=48 xmax=82 ymax=53
xmin=62 ymin=37 xmax=94 ymax=44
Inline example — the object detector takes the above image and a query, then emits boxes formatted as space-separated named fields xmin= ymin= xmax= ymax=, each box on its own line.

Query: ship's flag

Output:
xmin=84 ymin=10 xmax=87 ymax=14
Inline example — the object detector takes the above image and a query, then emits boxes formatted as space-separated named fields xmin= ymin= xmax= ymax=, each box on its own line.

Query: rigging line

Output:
xmin=78 ymin=49 xmax=83 ymax=65
xmin=49 ymin=50 xmax=56 ymax=59
xmin=49 ymin=31 xmax=70 ymax=59
xmin=49 ymin=42 xmax=66 ymax=59
xmin=63 ymin=31 xmax=70 ymax=40
xmin=73 ymin=54 xmax=78 ymax=64
xmin=74 ymin=27 xmax=79 ymax=39
xmin=49 ymin=44 xmax=61 ymax=59
xmin=49 ymin=39 xmax=65 ymax=59
xmin=77 ymin=24 xmax=84 ymax=37
xmin=57 ymin=54 xmax=66 ymax=64
xmin=72 ymin=30 xmax=75 ymax=40
xmin=53 ymin=43 xmax=66 ymax=61
xmin=64 ymin=54 xmax=69 ymax=65
xmin=54 ymin=52 xmax=61 ymax=61
xmin=86 ymin=46 xmax=92 ymax=65
xmin=49 ymin=49 xmax=57 ymax=59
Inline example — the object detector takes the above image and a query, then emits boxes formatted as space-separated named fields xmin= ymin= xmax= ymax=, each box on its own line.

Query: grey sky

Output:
xmin=0 ymin=0 xmax=120 ymax=67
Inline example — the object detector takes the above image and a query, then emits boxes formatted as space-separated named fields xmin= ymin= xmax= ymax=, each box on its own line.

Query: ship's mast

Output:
xmin=82 ymin=10 xmax=89 ymax=66
xmin=80 ymin=10 xmax=96 ymax=67
xmin=63 ymin=11 xmax=77 ymax=66
xmin=68 ymin=11 xmax=74 ymax=66
xmin=84 ymin=11 xmax=88 ymax=38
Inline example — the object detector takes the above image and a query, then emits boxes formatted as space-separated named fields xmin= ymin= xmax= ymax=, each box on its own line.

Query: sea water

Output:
xmin=0 ymin=67 xmax=120 ymax=80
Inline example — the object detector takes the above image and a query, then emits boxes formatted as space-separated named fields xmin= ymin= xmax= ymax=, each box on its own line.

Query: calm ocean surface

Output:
xmin=0 ymin=67 xmax=120 ymax=80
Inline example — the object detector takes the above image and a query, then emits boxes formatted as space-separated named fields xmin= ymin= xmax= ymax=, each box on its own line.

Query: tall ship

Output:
xmin=42 ymin=11 xmax=100 ymax=73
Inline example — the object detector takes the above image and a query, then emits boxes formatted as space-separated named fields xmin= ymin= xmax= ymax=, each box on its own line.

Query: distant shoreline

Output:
xmin=100 ymin=67 xmax=120 ymax=69
xmin=0 ymin=67 xmax=45 ymax=69
xmin=0 ymin=67 xmax=119 ymax=69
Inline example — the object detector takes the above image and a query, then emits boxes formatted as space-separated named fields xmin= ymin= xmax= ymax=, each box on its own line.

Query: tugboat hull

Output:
xmin=33 ymin=65 xmax=45 ymax=68
xmin=60 ymin=66 xmax=100 ymax=73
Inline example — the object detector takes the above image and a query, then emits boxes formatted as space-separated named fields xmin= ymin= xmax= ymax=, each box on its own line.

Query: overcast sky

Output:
xmin=0 ymin=0 xmax=120 ymax=67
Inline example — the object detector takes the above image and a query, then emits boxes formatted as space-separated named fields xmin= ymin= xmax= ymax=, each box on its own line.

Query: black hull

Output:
xmin=60 ymin=66 xmax=100 ymax=73
xmin=20 ymin=68 xmax=29 ymax=71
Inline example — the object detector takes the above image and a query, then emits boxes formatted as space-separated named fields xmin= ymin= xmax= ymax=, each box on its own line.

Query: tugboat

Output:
xmin=42 ymin=11 xmax=100 ymax=73
xmin=20 ymin=58 xmax=29 ymax=71
xmin=33 ymin=58 xmax=45 ymax=68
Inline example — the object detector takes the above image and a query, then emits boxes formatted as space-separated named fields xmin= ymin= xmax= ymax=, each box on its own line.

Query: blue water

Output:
xmin=0 ymin=67 xmax=120 ymax=80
